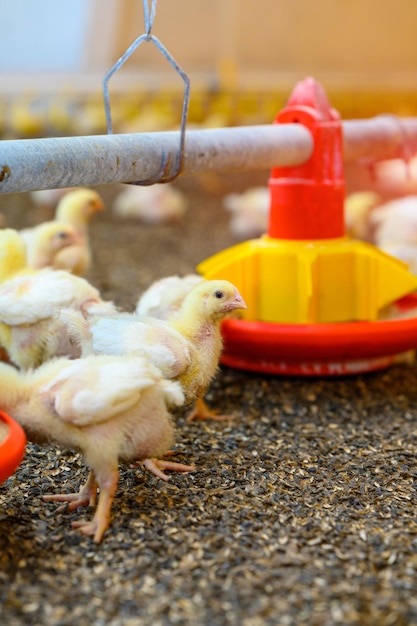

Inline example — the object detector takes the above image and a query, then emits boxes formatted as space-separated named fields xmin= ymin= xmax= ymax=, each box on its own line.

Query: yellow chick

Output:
xmin=0 ymin=228 xmax=29 ymax=282
xmin=55 ymin=188 xmax=104 ymax=237
xmin=344 ymin=191 xmax=382 ymax=241
xmin=0 ymin=268 xmax=116 ymax=369
xmin=22 ymin=188 xmax=104 ymax=276
xmin=69 ymin=280 xmax=247 ymax=422
xmin=0 ymin=353 xmax=185 ymax=542
xmin=20 ymin=222 xmax=87 ymax=275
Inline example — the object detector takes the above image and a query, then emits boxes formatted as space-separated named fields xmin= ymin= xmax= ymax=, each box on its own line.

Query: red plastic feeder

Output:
xmin=199 ymin=78 xmax=417 ymax=375
xmin=0 ymin=411 xmax=26 ymax=483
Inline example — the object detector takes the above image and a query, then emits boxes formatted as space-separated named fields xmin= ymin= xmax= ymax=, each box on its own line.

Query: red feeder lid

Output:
xmin=268 ymin=77 xmax=345 ymax=240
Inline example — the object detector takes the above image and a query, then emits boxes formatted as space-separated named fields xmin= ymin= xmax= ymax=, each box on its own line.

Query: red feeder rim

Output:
xmin=0 ymin=411 xmax=26 ymax=483
xmin=220 ymin=294 xmax=417 ymax=376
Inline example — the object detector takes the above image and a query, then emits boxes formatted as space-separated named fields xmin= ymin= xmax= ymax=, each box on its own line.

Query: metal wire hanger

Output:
xmin=102 ymin=0 xmax=190 ymax=185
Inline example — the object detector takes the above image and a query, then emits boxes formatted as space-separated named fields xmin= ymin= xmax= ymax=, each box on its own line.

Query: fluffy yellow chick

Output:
xmin=0 ymin=353 xmax=185 ymax=542
xmin=22 ymin=188 xmax=104 ymax=276
xmin=0 ymin=268 xmax=116 ymax=369
xmin=344 ymin=191 xmax=381 ymax=241
xmin=20 ymin=222 xmax=88 ymax=275
xmin=70 ymin=280 xmax=247 ymax=421
xmin=55 ymin=188 xmax=104 ymax=236
xmin=0 ymin=228 xmax=31 ymax=282
xmin=135 ymin=274 xmax=205 ymax=319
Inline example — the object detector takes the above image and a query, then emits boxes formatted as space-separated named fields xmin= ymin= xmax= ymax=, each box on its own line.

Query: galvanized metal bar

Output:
xmin=343 ymin=116 xmax=417 ymax=162
xmin=0 ymin=125 xmax=313 ymax=194
xmin=0 ymin=116 xmax=417 ymax=194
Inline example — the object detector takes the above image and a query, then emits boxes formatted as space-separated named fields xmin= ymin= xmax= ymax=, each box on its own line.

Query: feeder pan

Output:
xmin=219 ymin=294 xmax=417 ymax=376
xmin=198 ymin=77 xmax=417 ymax=376
xmin=0 ymin=411 xmax=26 ymax=483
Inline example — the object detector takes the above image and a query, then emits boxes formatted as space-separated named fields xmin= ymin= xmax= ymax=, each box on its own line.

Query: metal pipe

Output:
xmin=0 ymin=125 xmax=312 ymax=194
xmin=343 ymin=116 xmax=417 ymax=162
xmin=0 ymin=117 xmax=417 ymax=194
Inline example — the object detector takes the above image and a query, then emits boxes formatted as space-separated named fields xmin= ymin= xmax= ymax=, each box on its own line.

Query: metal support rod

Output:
xmin=0 ymin=117 xmax=417 ymax=194
xmin=0 ymin=125 xmax=312 ymax=194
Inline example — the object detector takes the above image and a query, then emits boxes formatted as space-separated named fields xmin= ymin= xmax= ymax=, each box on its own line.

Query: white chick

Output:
xmin=136 ymin=274 xmax=205 ymax=319
xmin=0 ymin=269 xmax=116 ymax=369
xmin=370 ymin=196 xmax=417 ymax=246
xmin=66 ymin=280 xmax=247 ymax=422
xmin=367 ymin=196 xmax=417 ymax=275
xmin=379 ymin=242 xmax=417 ymax=275
xmin=223 ymin=187 xmax=269 ymax=240
xmin=30 ymin=188 xmax=73 ymax=210
xmin=112 ymin=183 xmax=188 ymax=224
xmin=0 ymin=353 xmax=186 ymax=542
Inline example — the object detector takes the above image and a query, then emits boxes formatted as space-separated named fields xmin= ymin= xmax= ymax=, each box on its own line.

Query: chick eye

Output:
xmin=57 ymin=232 xmax=69 ymax=239
xmin=214 ymin=290 xmax=224 ymax=299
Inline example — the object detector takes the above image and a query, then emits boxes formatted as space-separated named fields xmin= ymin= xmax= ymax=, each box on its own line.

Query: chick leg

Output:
xmin=186 ymin=396 xmax=235 ymax=422
xmin=142 ymin=457 xmax=196 ymax=482
xmin=43 ymin=471 xmax=98 ymax=512
xmin=72 ymin=467 xmax=118 ymax=543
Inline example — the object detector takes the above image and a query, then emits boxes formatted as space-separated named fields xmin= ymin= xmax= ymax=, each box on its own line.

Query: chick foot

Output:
xmin=142 ymin=457 xmax=196 ymax=482
xmin=71 ymin=505 xmax=109 ymax=543
xmin=72 ymin=470 xmax=118 ymax=543
xmin=186 ymin=397 xmax=235 ymax=422
xmin=43 ymin=471 xmax=98 ymax=513
xmin=72 ymin=495 xmax=112 ymax=543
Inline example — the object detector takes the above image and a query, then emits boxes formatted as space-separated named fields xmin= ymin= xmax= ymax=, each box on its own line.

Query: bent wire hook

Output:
xmin=102 ymin=0 xmax=190 ymax=185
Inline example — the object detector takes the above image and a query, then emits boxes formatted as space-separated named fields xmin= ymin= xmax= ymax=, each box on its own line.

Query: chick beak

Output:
xmin=225 ymin=290 xmax=248 ymax=312
xmin=89 ymin=199 xmax=105 ymax=213
xmin=95 ymin=199 xmax=105 ymax=212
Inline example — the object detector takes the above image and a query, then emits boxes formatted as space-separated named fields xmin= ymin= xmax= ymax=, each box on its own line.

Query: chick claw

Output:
xmin=43 ymin=472 xmax=98 ymax=513
xmin=71 ymin=516 xmax=107 ymax=543
xmin=186 ymin=397 xmax=235 ymax=422
xmin=71 ymin=519 xmax=98 ymax=537
xmin=141 ymin=457 xmax=196 ymax=482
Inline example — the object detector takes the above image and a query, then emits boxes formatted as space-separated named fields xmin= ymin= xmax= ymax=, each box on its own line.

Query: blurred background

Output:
xmin=1 ymin=0 xmax=417 ymax=139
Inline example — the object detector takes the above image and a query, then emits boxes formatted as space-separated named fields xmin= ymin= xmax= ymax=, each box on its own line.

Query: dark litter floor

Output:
xmin=1 ymin=178 xmax=417 ymax=626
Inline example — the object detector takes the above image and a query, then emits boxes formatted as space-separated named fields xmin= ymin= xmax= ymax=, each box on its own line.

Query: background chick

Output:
xmin=344 ymin=191 xmax=382 ymax=240
xmin=370 ymin=196 xmax=417 ymax=274
xmin=370 ymin=196 xmax=417 ymax=246
xmin=0 ymin=353 xmax=185 ymax=542
xmin=112 ymin=183 xmax=188 ymax=224
xmin=55 ymin=188 xmax=104 ymax=236
xmin=29 ymin=188 xmax=72 ymax=211
xmin=0 ymin=269 xmax=116 ymax=369
xmin=22 ymin=188 xmax=104 ymax=276
xmin=72 ymin=279 xmax=247 ymax=422
xmin=0 ymin=228 xmax=30 ymax=282
xmin=19 ymin=221 xmax=87 ymax=275
xmin=223 ymin=186 xmax=269 ymax=240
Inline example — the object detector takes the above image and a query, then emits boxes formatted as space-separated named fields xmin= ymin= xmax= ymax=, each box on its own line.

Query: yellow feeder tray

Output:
xmin=198 ymin=235 xmax=417 ymax=325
